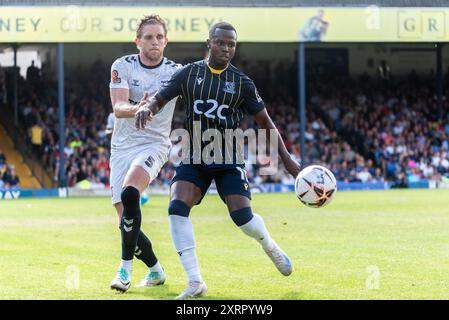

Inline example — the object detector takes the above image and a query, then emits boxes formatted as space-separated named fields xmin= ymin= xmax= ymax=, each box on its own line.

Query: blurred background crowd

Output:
xmin=2 ymin=57 xmax=448 ymax=189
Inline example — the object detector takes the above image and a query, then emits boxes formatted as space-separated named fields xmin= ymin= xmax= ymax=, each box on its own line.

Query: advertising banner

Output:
xmin=1 ymin=6 xmax=448 ymax=43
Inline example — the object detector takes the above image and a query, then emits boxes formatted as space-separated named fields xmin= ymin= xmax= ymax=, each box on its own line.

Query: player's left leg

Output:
xmin=216 ymin=167 xmax=293 ymax=276
xmin=225 ymin=195 xmax=293 ymax=276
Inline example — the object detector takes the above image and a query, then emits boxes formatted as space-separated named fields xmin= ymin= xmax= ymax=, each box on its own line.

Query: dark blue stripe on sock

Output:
xmin=230 ymin=207 xmax=254 ymax=226
xmin=168 ymin=199 xmax=191 ymax=217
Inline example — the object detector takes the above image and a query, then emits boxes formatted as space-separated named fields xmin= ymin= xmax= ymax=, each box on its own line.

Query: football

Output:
xmin=295 ymin=165 xmax=337 ymax=208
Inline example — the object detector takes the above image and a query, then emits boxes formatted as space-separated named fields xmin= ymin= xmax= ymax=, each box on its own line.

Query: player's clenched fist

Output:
xmin=135 ymin=91 xmax=154 ymax=129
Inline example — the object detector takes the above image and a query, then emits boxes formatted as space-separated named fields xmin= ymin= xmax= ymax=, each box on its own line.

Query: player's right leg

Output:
xmin=129 ymin=148 xmax=169 ymax=287
xmin=111 ymin=201 xmax=165 ymax=289
xmin=110 ymin=153 xmax=132 ymax=292
xmin=169 ymin=166 xmax=211 ymax=299
xmin=110 ymin=202 xmax=132 ymax=291
xmin=109 ymin=152 xmax=165 ymax=292
xmin=117 ymin=165 xmax=167 ymax=289
xmin=111 ymin=166 xmax=149 ymax=292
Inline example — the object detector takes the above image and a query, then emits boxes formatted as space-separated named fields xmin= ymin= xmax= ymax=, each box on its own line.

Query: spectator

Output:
xmin=6 ymin=166 xmax=20 ymax=188
xmin=0 ymin=149 xmax=6 ymax=167
xmin=1 ymin=165 xmax=20 ymax=189
xmin=26 ymin=60 xmax=41 ymax=87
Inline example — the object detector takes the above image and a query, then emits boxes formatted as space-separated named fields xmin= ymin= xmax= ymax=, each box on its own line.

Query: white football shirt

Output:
xmin=106 ymin=112 xmax=115 ymax=131
xmin=109 ymin=54 xmax=181 ymax=151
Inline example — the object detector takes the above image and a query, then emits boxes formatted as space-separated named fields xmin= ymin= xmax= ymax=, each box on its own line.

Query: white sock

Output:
xmin=119 ymin=259 xmax=133 ymax=277
xmin=150 ymin=261 xmax=163 ymax=274
xmin=169 ymin=215 xmax=203 ymax=283
xmin=179 ymin=248 xmax=202 ymax=283
xmin=239 ymin=213 xmax=274 ymax=250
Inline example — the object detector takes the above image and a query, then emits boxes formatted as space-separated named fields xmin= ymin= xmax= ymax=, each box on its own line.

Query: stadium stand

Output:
xmin=1 ymin=1 xmax=448 ymax=191
xmin=0 ymin=125 xmax=40 ymax=189
xmin=13 ymin=60 xmax=112 ymax=188
xmin=10 ymin=52 xmax=448 ymax=189
xmin=309 ymin=67 xmax=449 ymax=184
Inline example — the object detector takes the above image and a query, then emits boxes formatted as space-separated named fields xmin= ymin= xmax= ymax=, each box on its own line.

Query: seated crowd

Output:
xmin=9 ymin=58 xmax=449 ymax=188
xmin=16 ymin=60 xmax=112 ymax=189
xmin=310 ymin=70 xmax=449 ymax=186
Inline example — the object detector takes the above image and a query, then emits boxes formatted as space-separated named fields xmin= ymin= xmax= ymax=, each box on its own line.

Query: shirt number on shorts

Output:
xmin=237 ymin=167 xmax=249 ymax=191
xmin=236 ymin=167 xmax=248 ymax=182
xmin=145 ymin=156 xmax=154 ymax=168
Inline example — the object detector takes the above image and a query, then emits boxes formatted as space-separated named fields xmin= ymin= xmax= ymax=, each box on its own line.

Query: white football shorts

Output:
xmin=109 ymin=144 xmax=169 ymax=205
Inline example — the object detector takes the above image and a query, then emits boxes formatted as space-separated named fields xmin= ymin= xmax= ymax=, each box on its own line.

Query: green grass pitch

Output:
xmin=1 ymin=189 xmax=449 ymax=300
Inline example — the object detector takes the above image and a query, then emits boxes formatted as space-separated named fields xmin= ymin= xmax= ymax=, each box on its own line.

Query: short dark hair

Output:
xmin=136 ymin=14 xmax=168 ymax=39
xmin=209 ymin=22 xmax=237 ymax=39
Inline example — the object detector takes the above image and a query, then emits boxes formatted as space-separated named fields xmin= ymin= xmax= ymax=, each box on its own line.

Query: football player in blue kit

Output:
xmin=135 ymin=22 xmax=301 ymax=299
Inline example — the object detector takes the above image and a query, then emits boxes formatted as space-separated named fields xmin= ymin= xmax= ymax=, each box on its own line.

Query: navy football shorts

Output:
xmin=171 ymin=164 xmax=252 ymax=204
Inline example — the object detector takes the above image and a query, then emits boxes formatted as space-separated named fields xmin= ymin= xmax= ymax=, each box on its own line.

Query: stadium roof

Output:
xmin=1 ymin=0 xmax=449 ymax=7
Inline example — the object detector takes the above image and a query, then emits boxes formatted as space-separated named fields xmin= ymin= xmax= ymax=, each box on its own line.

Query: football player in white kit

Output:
xmin=109 ymin=14 xmax=181 ymax=292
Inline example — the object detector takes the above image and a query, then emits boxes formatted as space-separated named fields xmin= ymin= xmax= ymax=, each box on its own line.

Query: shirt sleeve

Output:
xmin=109 ymin=59 xmax=129 ymax=90
xmin=157 ymin=64 xmax=191 ymax=101
xmin=242 ymin=77 xmax=265 ymax=115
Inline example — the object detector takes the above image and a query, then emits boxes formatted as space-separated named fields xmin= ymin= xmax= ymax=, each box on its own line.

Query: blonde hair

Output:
xmin=136 ymin=14 xmax=168 ymax=38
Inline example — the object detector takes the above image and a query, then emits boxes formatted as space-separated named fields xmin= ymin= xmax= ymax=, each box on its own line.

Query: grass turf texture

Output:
xmin=1 ymin=189 xmax=449 ymax=300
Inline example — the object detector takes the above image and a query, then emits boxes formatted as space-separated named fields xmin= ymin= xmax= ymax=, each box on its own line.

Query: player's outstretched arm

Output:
xmin=111 ymin=88 xmax=139 ymax=118
xmin=135 ymin=93 xmax=168 ymax=129
xmin=254 ymin=109 xmax=301 ymax=178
